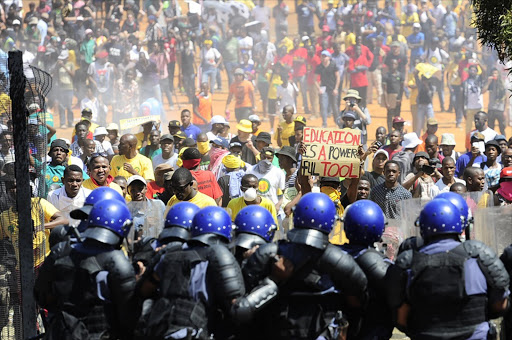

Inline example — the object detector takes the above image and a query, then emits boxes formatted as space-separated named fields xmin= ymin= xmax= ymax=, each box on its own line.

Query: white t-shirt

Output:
xmin=251 ymin=5 xmax=271 ymax=30
xmin=152 ymin=152 xmax=178 ymax=169
xmin=202 ymin=47 xmax=221 ymax=67
xmin=239 ymin=36 xmax=254 ymax=56
xmin=430 ymin=177 xmax=466 ymax=197
xmin=47 ymin=186 xmax=92 ymax=226
xmin=430 ymin=4 xmax=447 ymax=28
xmin=101 ymin=140 xmax=114 ymax=156
xmin=247 ymin=165 xmax=285 ymax=205
xmin=276 ymin=82 xmax=298 ymax=111
xmin=423 ymin=48 xmax=449 ymax=71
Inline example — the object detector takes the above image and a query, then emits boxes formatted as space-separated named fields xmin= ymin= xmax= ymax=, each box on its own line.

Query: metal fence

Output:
xmin=0 ymin=51 xmax=52 ymax=339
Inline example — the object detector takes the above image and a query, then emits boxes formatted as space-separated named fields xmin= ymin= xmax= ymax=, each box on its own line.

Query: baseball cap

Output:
xmin=470 ymin=132 xmax=485 ymax=142
xmin=12 ymin=19 xmax=20 ymax=25
xmin=85 ymin=28 xmax=93 ymax=35
xmin=211 ymin=136 xmax=229 ymax=149
xmin=210 ymin=115 xmax=228 ymax=125
xmin=374 ymin=149 xmax=389 ymax=159
xmin=322 ymin=25 xmax=330 ymax=32
xmin=392 ymin=116 xmax=405 ymax=124
xmin=229 ymin=141 xmax=242 ymax=149
xmin=501 ymin=167 xmax=512 ymax=179
xmin=96 ymin=50 xmax=109 ymax=59
xmin=173 ymin=131 xmax=186 ymax=139
xmin=261 ymin=147 xmax=275 ymax=157
xmin=321 ymin=50 xmax=332 ymax=57
xmin=495 ymin=134 xmax=507 ymax=142
xmin=248 ymin=114 xmax=261 ymax=123
xmin=427 ymin=118 xmax=438 ymax=125
xmin=168 ymin=120 xmax=181 ymax=128
xmin=413 ymin=23 xmax=421 ymax=28
xmin=276 ymin=146 xmax=297 ymax=163
xmin=440 ymin=133 xmax=456 ymax=146
xmin=93 ymin=127 xmax=107 ymax=136
xmin=294 ymin=115 xmax=306 ymax=125
xmin=127 ymin=175 xmax=147 ymax=187
xmin=236 ymin=119 xmax=253 ymax=133
xmin=81 ymin=107 xmax=93 ymax=116
xmin=160 ymin=134 xmax=174 ymax=143
xmin=183 ymin=138 xmax=196 ymax=147
xmin=234 ymin=68 xmax=244 ymax=75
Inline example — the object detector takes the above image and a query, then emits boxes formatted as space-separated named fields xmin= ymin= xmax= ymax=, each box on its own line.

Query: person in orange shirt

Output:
xmin=417 ymin=118 xmax=438 ymax=152
xmin=225 ymin=68 xmax=255 ymax=122
xmin=193 ymin=82 xmax=213 ymax=129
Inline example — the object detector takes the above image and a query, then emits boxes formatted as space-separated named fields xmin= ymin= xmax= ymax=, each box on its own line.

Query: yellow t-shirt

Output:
xmin=278 ymin=37 xmax=294 ymax=53
xmin=408 ymin=73 xmax=418 ymax=105
xmin=226 ymin=196 xmax=278 ymax=226
xmin=277 ymin=121 xmax=295 ymax=147
xmin=0 ymin=198 xmax=59 ymax=267
xmin=110 ymin=153 xmax=155 ymax=181
xmin=267 ymin=73 xmax=283 ymax=101
xmin=82 ymin=178 xmax=124 ymax=197
xmin=400 ymin=12 xmax=419 ymax=37
xmin=386 ymin=34 xmax=407 ymax=46
xmin=345 ymin=33 xmax=356 ymax=49
xmin=166 ymin=191 xmax=217 ymax=208
xmin=135 ymin=131 xmax=153 ymax=150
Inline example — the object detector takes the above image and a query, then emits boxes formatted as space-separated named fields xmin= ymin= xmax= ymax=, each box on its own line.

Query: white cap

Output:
xmin=106 ymin=123 xmax=119 ymax=131
xmin=58 ymin=49 xmax=69 ymax=60
xmin=127 ymin=175 xmax=147 ymax=187
xmin=210 ymin=115 xmax=228 ymax=125
xmin=12 ymin=19 xmax=20 ymax=25
xmin=248 ymin=114 xmax=261 ymax=123
xmin=374 ymin=149 xmax=389 ymax=159
xmin=76 ymin=16 xmax=84 ymax=21
xmin=413 ymin=23 xmax=421 ymax=29
xmin=402 ymin=132 xmax=423 ymax=149
xmin=60 ymin=138 xmax=71 ymax=146
xmin=94 ymin=126 xmax=108 ymax=136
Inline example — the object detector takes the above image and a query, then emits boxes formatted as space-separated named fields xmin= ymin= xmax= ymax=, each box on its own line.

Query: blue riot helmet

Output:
xmin=234 ymin=206 xmax=277 ymax=250
xmin=417 ymin=198 xmax=462 ymax=239
xmin=289 ymin=193 xmax=337 ymax=249
xmin=70 ymin=187 xmax=125 ymax=220
xmin=435 ymin=192 xmax=470 ymax=229
xmin=343 ymin=200 xmax=386 ymax=245
xmin=82 ymin=200 xmax=133 ymax=245
xmin=191 ymin=206 xmax=233 ymax=245
xmin=159 ymin=202 xmax=200 ymax=243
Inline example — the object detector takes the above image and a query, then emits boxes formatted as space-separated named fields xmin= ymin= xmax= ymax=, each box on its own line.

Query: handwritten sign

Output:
xmin=119 ymin=115 xmax=161 ymax=130
xmin=301 ymin=127 xmax=361 ymax=178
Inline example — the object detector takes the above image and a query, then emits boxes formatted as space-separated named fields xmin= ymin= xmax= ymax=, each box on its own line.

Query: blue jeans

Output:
xmin=320 ymin=91 xmax=337 ymax=127
xmin=201 ymin=67 xmax=217 ymax=94
xmin=415 ymin=103 xmax=434 ymax=135
xmin=224 ymin=61 xmax=238 ymax=86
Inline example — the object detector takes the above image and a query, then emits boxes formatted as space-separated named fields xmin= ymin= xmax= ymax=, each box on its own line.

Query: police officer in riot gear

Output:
xmin=341 ymin=200 xmax=394 ymax=340
xmin=387 ymin=198 xmax=509 ymax=339
xmin=49 ymin=187 xmax=127 ymax=247
xmin=160 ymin=201 xmax=200 ymax=248
xmin=233 ymin=205 xmax=277 ymax=265
xmin=35 ymin=199 xmax=138 ymax=340
xmin=398 ymin=191 xmax=472 ymax=253
xmin=139 ymin=206 xmax=245 ymax=339
xmin=231 ymin=192 xmax=368 ymax=339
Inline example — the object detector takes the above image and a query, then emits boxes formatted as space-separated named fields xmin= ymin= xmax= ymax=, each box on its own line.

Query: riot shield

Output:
xmin=459 ymin=190 xmax=494 ymax=241
xmin=472 ymin=205 xmax=512 ymax=255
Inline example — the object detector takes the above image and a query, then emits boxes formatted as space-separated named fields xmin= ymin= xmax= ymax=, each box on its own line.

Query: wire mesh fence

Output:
xmin=0 ymin=52 xmax=52 ymax=339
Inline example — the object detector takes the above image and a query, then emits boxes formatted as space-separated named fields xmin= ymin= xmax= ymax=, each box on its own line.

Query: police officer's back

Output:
xmin=232 ymin=193 xmax=368 ymax=339
xmin=35 ymin=199 xmax=138 ymax=340
xmin=139 ymin=206 xmax=245 ymax=339
xmin=388 ymin=198 xmax=510 ymax=339
xmin=341 ymin=200 xmax=393 ymax=340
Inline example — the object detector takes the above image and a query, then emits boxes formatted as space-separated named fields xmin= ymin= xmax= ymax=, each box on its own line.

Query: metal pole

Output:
xmin=9 ymin=50 xmax=36 ymax=339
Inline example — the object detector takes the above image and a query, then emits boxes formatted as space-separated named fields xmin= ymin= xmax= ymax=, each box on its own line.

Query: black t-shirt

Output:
xmin=105 ymin=42 xmax=124 ymax=65
xmin=218 ymin=175 xmax=231 ymax=207
xmin=315 ymin=61 xmax=338 ymax=91
xmin=384 ymin=53 xmax=408 ymax=77
xmin=417 ymin=78 xmax=434 ymax=105
xmin=361 ymin=171 xmax=385 ymax=189
xmin=383 ymin=72 xmax=403 ymax=95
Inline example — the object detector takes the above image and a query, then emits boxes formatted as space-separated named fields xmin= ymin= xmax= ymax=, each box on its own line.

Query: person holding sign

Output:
xmin=337 ymin=89 xmax=371 ymax=147
xmin=315 ymin=50 xmax=340 ymax=128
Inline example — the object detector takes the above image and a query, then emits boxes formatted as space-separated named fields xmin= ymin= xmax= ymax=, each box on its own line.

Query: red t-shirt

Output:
xmin=192 ymin=170 xmax=223 ymax=200
xmin=306 ymin=54 xmax=321 ymax=85
xmin=290 ymin=47 xmax=308 ymax=77
xmin=146 ymin=181 xmax=164 ymax=199
xmin=382 ymin=145 xmax=404 ymax=160
xmin=315 ymin=46 xmax=334 ymax=58
xmin=348 ymin=53 xmax=373 ymax=87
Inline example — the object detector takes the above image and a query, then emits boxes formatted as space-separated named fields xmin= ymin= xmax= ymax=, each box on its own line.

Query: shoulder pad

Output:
xmin=398 ymin=236 xmax=424 ymax=255
xmin=49 ymin=240 xmax=73 ymax=260
xmin=208 ymin=244 xmax=246 ymax=307
xmin=395 ymin=249 xmax=413 ymax=270
xmin=317 ymin=244 xmax=368 ymax=300
xmin=243 ymin=243 xmax=278 ymax=290
xmin=356 ymin=249 xmax=390 ymax=284
xmin=96 ymin=250 xmax=136 ymax=300
xmin=500 ymin=245 xmax=512 ymax=274
xmin=463 ymin=240 xmax=510 ymax=291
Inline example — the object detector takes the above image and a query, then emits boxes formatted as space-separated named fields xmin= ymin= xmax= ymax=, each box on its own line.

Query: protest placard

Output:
xmin=300 ymin=127 xmax=361 ymax=178
xmin=119 ymin=115 xmax=161 ymax=130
